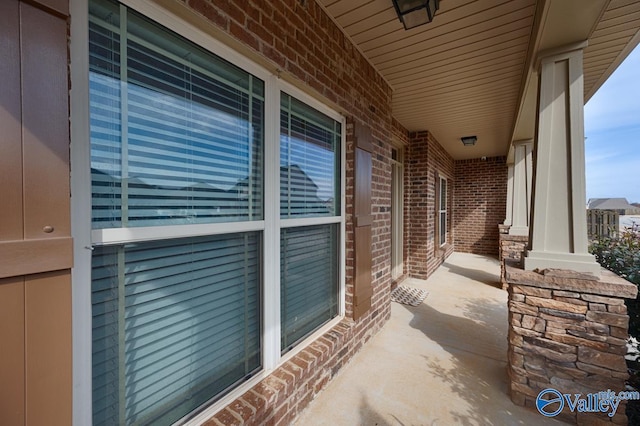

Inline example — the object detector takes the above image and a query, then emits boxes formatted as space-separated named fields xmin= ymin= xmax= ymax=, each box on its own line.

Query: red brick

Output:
xmin=212 ymin=408 xmax=242 ymax=426
xmin=229 ymin=20 xmax=259 ymax=51
xmin=228 ymin=399 xmax=255 ymax=422
xmin=272 ymin=368 xmax=295 ymax=394
xmin=263 ymin=402 xmax=288 ymax=426
xmin=453 ymin=156 xmax=507 ymax=256
xmin=405 ymin=131 xmax=455 ymax=279
xmin=251 ymin=381 xmax=277 ymax=406
xmin=263 ymin=375 xmax=288 ymax=406
xmin=188 ymin=0 xmax=228 ymax=29
xmin=274 ymin=407 xmax=296 ymax=426
xmin=175 ymin=0 xmax=450 ymax=424
xmin=306 ymin=343 xmax=326 ymax=363
xmin=313 ymin=372 xmax=329 ymax=393
xmin=290 ymin=356 xmax=310 ymax=375
xmin=241 ymin=390 xmax=266 ymax=417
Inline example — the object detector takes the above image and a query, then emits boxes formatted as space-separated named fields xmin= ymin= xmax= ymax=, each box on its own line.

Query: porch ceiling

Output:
xmin=318 ymin=0 xmax=640 ymax=161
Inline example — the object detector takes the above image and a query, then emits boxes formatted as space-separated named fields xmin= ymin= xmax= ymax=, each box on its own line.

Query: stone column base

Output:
xmin=499 ymin=225 xmax=528 ymax=290
xmin=505 ymin=262 xmax=638 ymax=424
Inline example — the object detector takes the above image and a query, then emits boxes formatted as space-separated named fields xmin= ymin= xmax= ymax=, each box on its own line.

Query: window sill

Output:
xmin=436 ymin=242 xmax=451 ymax=254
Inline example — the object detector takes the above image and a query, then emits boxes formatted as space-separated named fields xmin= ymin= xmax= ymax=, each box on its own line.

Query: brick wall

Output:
xmin=405 ymin=131 xmax=454 ymax=279
xmin=203 ymin=319 xmax=380 ymax=426
xmin=454 ymin=156 xmax=508 ymax=256
xmin=390 ymin=117 xmax=409 ymax=144
xmin=176 ymin=0 xmax=396 ymax=424
xmin=183 ymin=0 xmax=392 ymax=119
xmin=345 ymin=119 xmax=394 ymax=319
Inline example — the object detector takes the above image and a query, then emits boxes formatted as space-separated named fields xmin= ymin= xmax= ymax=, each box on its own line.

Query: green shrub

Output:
xmin=590 ymin=224 xmax=640 ymax=336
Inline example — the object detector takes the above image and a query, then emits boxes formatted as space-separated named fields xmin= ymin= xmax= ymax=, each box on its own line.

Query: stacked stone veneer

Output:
xmin=505 ymin=262 xmax=638 ymax=424
xmin=498 ymin=225 xmax=528 ymax=289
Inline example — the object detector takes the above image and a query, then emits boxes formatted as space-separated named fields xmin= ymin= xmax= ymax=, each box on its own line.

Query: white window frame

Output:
xmin=438 ymin=176 xmax=448 ymax=248
xmin=277 ymin=80 xmax=345 ymax=361
xmin=70 ymin=1 xmax=346 ymax=425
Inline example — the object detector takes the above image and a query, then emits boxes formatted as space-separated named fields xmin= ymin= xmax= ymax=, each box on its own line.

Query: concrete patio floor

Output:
xmin=294 ymin=252 xmax=562 ymax=426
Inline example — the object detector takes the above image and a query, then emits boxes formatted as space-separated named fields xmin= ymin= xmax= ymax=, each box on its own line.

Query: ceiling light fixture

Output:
xmin=461 ymin=136 xmax=477 ymax=146
xmin=392 ymin=0 xmax=440 ymax=30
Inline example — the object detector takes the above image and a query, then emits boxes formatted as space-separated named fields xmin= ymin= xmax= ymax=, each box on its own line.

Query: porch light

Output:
xmin=461 ymin=136 xmax=477 ymax=146
xmin=392 ymin=0 xmax=440 ymax=30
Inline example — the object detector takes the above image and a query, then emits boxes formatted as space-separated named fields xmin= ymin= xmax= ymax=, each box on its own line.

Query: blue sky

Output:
xmin=584 ymin=44 xmax=640 ymax=204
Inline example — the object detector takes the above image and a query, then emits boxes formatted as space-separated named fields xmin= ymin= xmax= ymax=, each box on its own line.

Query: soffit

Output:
xmin=510 ymin=0 xmax=640 ymax=157
xmin=318 ymin=0 xmax=640 ymax=161
xmin=319 ymin=0 xmax=537 ymax=160
xmin=510 ymin=0 xmax=608 ymax=146
xmin=584 ymin=0 xmax=640 ymax=102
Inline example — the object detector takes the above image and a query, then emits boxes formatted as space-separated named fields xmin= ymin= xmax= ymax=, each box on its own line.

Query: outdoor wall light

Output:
xmin=461 ymin=136 xmax=477 ymax=146
xmin=392 ymin=0 xmax=440 ymax=30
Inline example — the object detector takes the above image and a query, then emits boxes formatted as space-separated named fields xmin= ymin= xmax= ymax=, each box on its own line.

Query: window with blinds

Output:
xmin=91 ymin=233 xmax=260 ymax=425
xmin=280 ymin=224 xmax=339 ymax=352
xmin=89 ymin=0 xmax=264 ymax=424
xmin=279 ymin=94 xmax=341 ymax=353
xmin=86 ymin=0 xmax=344 ymax=422
xmin=89 ymin=0 xmax=264 ymax=229
xmin=280 ymin=93 xmax=341 ymax=218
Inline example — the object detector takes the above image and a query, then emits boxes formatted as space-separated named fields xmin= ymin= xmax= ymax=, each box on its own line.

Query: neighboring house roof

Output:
xmin=588 ymin=198 xmax=635 ymax=210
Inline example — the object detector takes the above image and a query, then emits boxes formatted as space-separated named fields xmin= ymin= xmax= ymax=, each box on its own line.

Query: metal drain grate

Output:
xmin=390 ymin=285 xmax=429 ymax=306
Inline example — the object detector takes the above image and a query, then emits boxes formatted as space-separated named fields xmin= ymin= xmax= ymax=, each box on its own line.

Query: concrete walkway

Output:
xmin=294 ymin=252 xmax=562 ymax=426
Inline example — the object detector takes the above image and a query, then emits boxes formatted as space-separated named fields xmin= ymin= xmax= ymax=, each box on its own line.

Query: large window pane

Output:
xmin=89 ymin=0 xmax=264 ymax=229
xmin=92 ymin=233 xmax=261 ymax=426
xmin=280 ymin=93 xmax=340 ymax=218
xmin=281 ymin=224 xmax=339 ymax=352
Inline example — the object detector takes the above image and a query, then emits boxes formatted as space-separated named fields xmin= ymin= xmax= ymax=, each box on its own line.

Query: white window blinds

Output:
xmin=91 ymin=233 xmax=261 ymax=425
xmin=280 ymin=93 xmax=340 ymax=218
xmin=89 ymin=1 xmax=263 ymax=424
xmin=281 ymin=224 xmax=339 ymax=352
xmin=279 ymin=94 xmax=341 ymax=352
xmin=89 ymin=0 xmax=264 ymax=229
xmin=87 ymin=1 xmax=344 ymax=422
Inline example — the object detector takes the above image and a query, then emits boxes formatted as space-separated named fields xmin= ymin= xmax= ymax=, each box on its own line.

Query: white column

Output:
xmin=524 ymin=41 xmax=600 ymax=275
xmin=504 ymin=163 xmax=514 ymax=226
xmin=509 ymin=140 xmax=533 ymax=236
